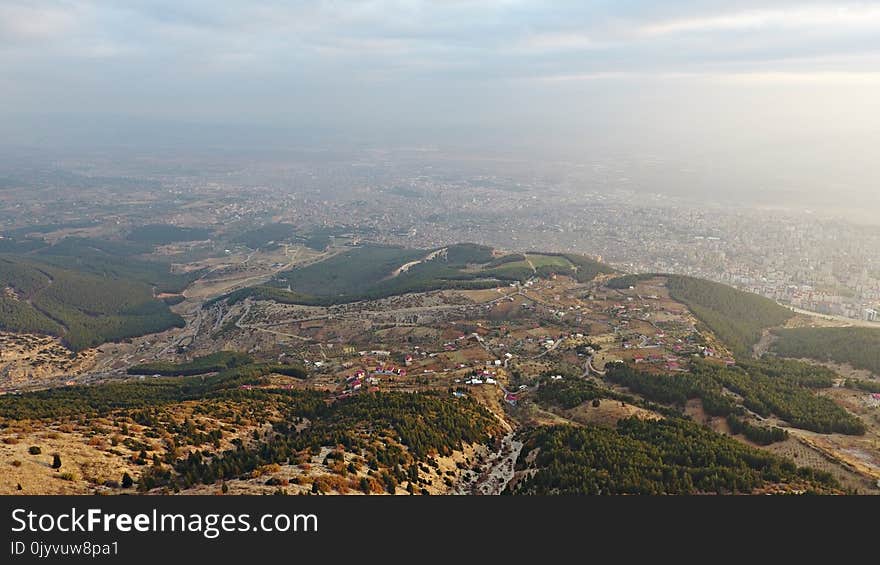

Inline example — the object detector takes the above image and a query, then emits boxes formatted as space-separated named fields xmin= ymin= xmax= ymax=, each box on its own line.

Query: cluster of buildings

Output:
xmin=459 ymin=368 xmax=498 ymax=386
xmin=339 ymin=361 xmax=410 ymax=390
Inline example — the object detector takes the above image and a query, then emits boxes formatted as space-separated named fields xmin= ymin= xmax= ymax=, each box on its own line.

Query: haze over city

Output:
xmin=2 ymin=1 xmax=880 ymax=215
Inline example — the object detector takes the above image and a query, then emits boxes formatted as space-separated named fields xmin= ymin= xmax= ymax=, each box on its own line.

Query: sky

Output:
xmin=2 ymin=1 xmax=880 ymax=208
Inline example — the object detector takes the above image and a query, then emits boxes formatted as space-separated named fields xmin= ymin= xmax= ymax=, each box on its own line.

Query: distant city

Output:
xmin=2 ymin=152 xmax=878 ymax=322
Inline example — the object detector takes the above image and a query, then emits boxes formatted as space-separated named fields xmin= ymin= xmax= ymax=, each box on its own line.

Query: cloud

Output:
xmin=639 ymin=3 xmax=880 ymax=35
xmin=508 ymin=32 xmax=603 ymax=53
xmin=533 ymin=69 xmax=880 ymax=86
xmin=3 ymin=0 xmax=880 ymax=130
xmin=0 ymin=1 xmax=81 ymax=43
xmin=4 ymin=2 xmax=879 ymax=70
xmin=711 ymin=70 xmax=880 ymax=85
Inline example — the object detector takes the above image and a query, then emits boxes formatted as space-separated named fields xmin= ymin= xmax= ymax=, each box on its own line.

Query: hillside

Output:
xmin=666 ymin=276 xmax=794 ymax=356
xmin=215 ymin=243 xmax=612 ymax=306
xmin=0 ymin=254 xmax=184 ymax=351
xmin=8 ymin=351 xmax=840 ymax=496
xmin=506 ymin=419 xmax=838 ymax=495
xmin=4 ymin=262 xmax=871 ymax=495
xmin=34 ymin=237 xmax=200 ymax=294
xmin=127 ymin=351 xmax=255 ymax=376
xmin=772 ymin=327 xmax=880 ymax=375
xmin=0 ymin=360 xmax=309 ymax=420
xmin=605 ymin=359 xmax=864 ymax=435
xmin=606 ymin=274 xmax=793 ymax=356
xmin=0 ymin=360 xmax=501 ymax=495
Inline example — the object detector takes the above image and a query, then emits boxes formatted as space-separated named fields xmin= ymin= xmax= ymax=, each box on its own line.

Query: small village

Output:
xmin=207 ymin=274 xmax=730 ymax=415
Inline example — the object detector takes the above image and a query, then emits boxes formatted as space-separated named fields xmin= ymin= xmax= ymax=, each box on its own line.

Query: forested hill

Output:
xmin=773 ymin=327 xmax=880 ymax=374
xmin=506 ymin=419 xmax=839 ymax=495
xmin=0 ymin=255 xmax=184 ymax=351
xmin=608 ymin=273 xmax=793 ymax=357
xmin=604 ymin=360 xmax=864 ymax=435
xmin=0 ymin=365 xmax=501 ymax=495
xmin=211 ymin=243 xmax=614 ymax=307
xmin=665 ymin=276 xmax=793 ymax=356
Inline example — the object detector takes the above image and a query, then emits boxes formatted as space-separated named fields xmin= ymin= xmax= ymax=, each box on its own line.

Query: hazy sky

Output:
xmin=3 ymin=1 xmax=880 ymax=206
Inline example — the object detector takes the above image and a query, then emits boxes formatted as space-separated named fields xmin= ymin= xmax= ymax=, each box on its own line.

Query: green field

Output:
xmin=231 ymin=224 xmax=358 ymax=252
xmin=606 ymin=273 xmax=658 ymax=289
xmin=270 ymin=243 xmax=519 ymax=301
xmin=483 ymin=260 xmax=534 ymax=280
xmin=558 ymin=253 xmax=616 ymax=282
xmin=525 ymin=254 xmax=571 ymax=269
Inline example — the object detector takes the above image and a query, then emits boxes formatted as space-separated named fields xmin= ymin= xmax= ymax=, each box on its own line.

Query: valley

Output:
xmin=2 ymin=233 xmax=879 ymax=495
